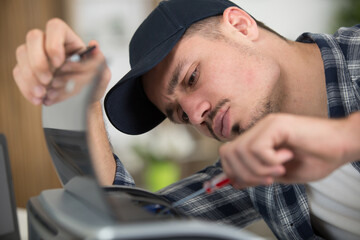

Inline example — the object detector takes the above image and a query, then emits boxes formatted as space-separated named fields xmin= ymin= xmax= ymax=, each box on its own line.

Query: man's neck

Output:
xmin=266 ymin=33 xmax=328 ymax=118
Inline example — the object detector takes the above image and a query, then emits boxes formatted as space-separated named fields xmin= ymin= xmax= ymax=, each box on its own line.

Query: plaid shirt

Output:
xmin=113 ymin=25 xmax=360 ymax=239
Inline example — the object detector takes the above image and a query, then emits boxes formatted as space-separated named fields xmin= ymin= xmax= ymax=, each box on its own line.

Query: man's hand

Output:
xmin=220 ymin=112 xmax=360 ymax=189
xmin=13 ymin=18 xmax=111 ymax=106
xmin=12 ymin=18 xmax=115 ymax=185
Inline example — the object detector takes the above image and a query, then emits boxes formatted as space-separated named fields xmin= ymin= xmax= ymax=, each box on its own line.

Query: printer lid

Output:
xmin=41 ymin=57 xmax=116 ymax=218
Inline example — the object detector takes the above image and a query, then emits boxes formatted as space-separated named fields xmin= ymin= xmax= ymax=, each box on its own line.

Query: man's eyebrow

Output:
xmin=167 ymin=60 xmax=186 ymax=95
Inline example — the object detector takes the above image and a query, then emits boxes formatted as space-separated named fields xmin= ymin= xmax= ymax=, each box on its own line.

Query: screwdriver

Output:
xmin=157 ymin=173 xmax=230 ymax=215
xmin=150 ymin=172 xmax=228 ymax=216
xmin=171 ymin=172 xmax=230 ymax=208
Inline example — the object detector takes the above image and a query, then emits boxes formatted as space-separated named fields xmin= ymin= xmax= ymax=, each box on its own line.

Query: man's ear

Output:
xmin=222 ymin=7 xmax=259 ymax=41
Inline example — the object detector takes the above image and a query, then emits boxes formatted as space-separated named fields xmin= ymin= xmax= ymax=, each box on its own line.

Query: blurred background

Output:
xmin=1 ymin=0 xmax=359 ymax=238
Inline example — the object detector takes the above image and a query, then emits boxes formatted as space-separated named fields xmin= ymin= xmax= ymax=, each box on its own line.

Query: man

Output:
xmin=13 ymin=0 xmax=360 ymax=239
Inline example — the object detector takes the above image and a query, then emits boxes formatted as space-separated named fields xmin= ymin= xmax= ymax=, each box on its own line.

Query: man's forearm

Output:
xmin=87 ymin=101 xmax=116 ymax=185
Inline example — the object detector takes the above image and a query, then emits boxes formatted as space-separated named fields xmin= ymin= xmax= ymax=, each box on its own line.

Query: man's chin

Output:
xmin=231 ymin=123 xmax=245 ymax=136
xmin=212 ymin=124 xmax=243 ymax=142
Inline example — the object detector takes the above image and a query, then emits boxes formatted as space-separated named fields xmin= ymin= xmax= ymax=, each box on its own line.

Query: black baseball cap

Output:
xmin=104 ymin=0 xmax=239 ymax=135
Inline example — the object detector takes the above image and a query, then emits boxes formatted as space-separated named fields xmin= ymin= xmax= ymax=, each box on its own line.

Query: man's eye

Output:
xmin=181 ymin=111 xmax=189 ymax=123
xmin=188 ymin=67 xmax=198 ymax=86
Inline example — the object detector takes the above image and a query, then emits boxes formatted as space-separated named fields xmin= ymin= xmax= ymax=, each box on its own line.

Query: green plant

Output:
xmin=336 ymin=0 xmax=360 ymax=27
xmin=132 ymin=145 xmax=180 ymax=192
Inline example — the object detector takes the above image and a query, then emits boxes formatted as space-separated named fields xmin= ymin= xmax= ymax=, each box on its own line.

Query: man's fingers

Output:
xmin=13 ymin=65 xmax=44 ymax=105
xmin=12 ymin=18 xmax=108 ymax=107
xmin=25 ymin=29 xmax=53 ymax=85
xmin=45 ymin=18 xmax=85 ymax=68
xmin=274 ymin=148 xmax=294 ymax=163
xmin=43 ymin=87 xmax=68 ymax=106
xmin=43 ymin=65 xmax=100 ymax=106
xmin=236 ymin=149 xmax=286 ymax=179
xmin=221 ymin=153 xmax=275 ymax=188
xmin=14 ymin=45 xmax=46 ymax=104
xmin=221 ymin=156 xmax=235 ymax=184
xmin=220 ymin=140 xmax=289 ymax=176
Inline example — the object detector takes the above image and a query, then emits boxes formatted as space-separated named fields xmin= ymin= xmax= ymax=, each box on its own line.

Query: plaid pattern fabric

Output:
xmin=158 ymin=161 xmax=317 ymax=240
xmin=298 ymin=24 xmax=360 ymax=118
xmin=298 ymin=25 xmax=360 ymax=175
xmin=113 ymin=153 xmax=135 ymax=186
xmin=113 ymin=25 xmax=360 ymax=239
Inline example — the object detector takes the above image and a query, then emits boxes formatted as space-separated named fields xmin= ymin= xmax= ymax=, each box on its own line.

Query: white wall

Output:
xmin=233 ymin=0 xmax=344 ymax=40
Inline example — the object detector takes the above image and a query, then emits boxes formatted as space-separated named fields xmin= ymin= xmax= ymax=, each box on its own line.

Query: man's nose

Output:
xmin=180 ymin=96 xmax=211 ymax=125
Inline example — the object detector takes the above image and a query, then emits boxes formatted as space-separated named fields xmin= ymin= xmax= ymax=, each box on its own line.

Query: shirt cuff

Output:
xmin=112 ymin=153 xmax=135 ymax=187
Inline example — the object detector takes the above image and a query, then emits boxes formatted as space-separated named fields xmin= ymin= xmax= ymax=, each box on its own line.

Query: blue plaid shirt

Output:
xmin=113 ymin=25 xmax=360 ymax=239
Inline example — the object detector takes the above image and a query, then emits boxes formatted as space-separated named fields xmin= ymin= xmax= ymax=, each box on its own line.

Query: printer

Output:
xmin=26 ymin=59 xmax=260 ymax=240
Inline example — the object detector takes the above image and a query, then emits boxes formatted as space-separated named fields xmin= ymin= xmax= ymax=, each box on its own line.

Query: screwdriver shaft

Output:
xmin=172 ymin=188 xmax=206 ymax=208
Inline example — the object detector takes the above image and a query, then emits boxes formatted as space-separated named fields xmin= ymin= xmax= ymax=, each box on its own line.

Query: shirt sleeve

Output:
xmin=112 ymin=153 xmax=135 ymax=187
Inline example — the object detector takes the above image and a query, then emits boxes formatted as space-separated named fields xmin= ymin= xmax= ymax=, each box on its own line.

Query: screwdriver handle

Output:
xmin=203 ymin=172 xmax=231 ymax=194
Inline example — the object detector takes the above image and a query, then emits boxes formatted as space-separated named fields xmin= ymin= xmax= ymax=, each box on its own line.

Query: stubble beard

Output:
xmin=208 ymin=35 xmax=283 ymax=140
xmin=224 ymin=36 xmax=280 ymax=137
xmin=231 ymin=97 xmax=279 ymax=137
xmin=229 ymin=41 xmax=283 ymax=138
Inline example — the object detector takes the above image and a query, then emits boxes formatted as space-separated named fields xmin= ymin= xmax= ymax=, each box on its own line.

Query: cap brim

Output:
xmin=104 ymin=28 xmax=186 ymax=135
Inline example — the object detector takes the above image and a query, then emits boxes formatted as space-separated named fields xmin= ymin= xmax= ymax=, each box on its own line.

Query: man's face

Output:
xmin=142 ymin=32 xmax=281 ymax=142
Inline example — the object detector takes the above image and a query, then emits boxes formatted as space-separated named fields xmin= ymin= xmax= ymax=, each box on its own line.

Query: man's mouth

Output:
xmin=213 ymin=106 xmax=231 ymax=139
